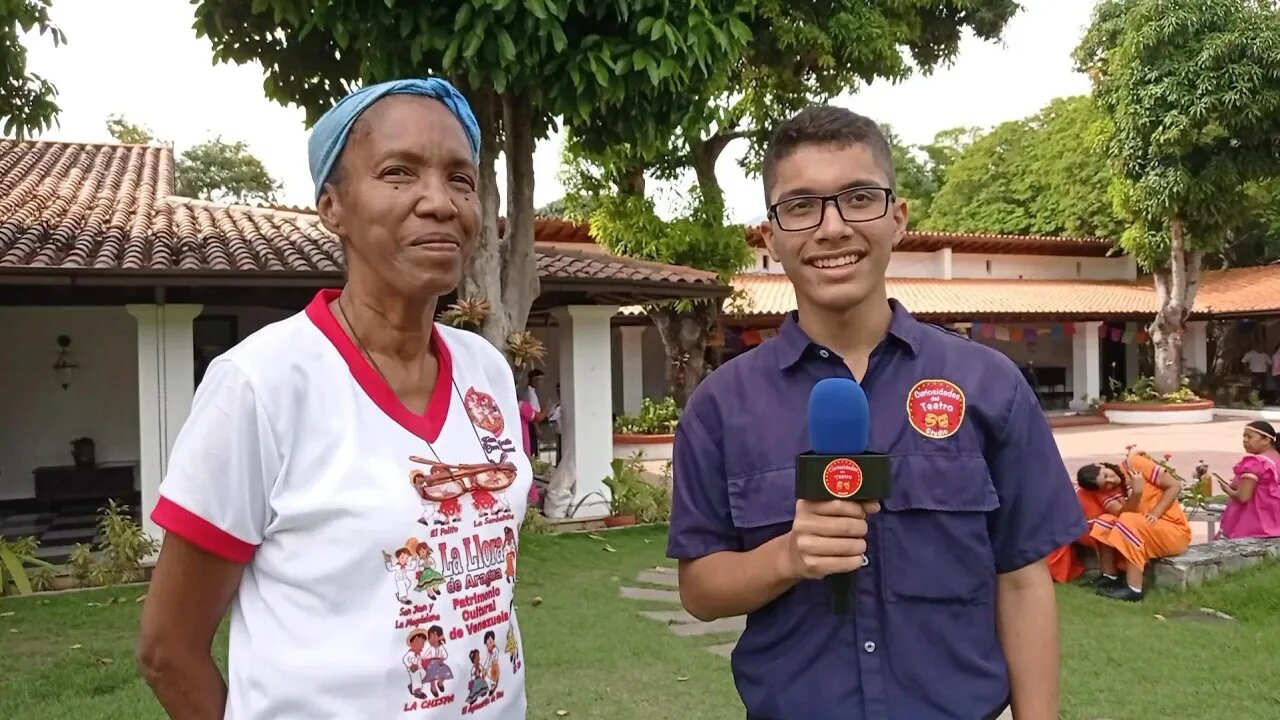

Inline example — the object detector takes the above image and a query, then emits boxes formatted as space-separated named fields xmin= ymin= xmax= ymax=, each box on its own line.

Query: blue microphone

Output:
xmin=809 ymin=377 xmax=871 ymax=455
xmin=796 ymin=377 xmax=891 ymax=614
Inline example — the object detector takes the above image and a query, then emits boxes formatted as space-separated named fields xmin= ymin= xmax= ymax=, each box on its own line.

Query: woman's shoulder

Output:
xmin=209 ymin=311 xmax=337 ymax=394
xmin=1234 ymin=453 xmax=1279 ymax=480
xmin=435 ymin=325 xmax=514 ymax=379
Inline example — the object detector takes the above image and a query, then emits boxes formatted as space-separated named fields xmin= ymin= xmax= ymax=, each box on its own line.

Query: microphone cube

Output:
xmin=795 ymin=452 xmax=891 ymax=502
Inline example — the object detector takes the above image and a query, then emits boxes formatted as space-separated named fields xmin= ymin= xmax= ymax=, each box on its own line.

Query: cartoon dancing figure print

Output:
xmin=414 ymin=541 xmax=445 ymax=600
xmin=502 ymin=526 xmax=518 ymax=584
xmin=505 ymin=623 xmax=521 ymax=673
xmin=412 ymin=470 xmax=462 ymax=526
xmin=484 ymin=630 xmax=501 ymax=697
xmin=409 ymin=625 xmax=452 ymax=699
xmin=465 ymin=648 xmax=489 ymax=704
xmin=382 ymin=542 xmax=417 ymax=606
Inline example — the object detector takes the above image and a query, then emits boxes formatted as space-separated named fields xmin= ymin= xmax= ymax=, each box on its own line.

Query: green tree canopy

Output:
xmin=105 ymin=115 xmax=281 ymax=205
xmin=924 ymin=96 xmax=1123 ymax=238
xmin=0 ymin=1 xmax=63 ymax=138
xmin=174 ymin=138 xmax=281 ymax=205
xmin=105 ymin=114 xmax=153 ymax=145
xmin=561 ymin=2 xmax=1022 ymax=403
xmin=880 ymin=125 xmax=940 ymax=229
xmin=1075 ymin=0 xmax=1280 ymax=392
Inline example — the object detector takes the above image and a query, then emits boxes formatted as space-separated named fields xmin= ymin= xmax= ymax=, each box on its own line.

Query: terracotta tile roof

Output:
xmin=730 ymin=273 xmax=1161 ymax=320
xmin=0 ymin=139 xmax=720 ymax=293
xmin=1195 ymin=265 xmax=1280 ymax=316
xmin=502 ymin=216 xmax=1119 ymax=258
xmin=742 ymin=226 xmax=1116 ymax=257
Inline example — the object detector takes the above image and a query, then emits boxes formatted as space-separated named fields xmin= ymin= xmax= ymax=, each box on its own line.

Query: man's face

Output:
xmin=761 ymin=143 xmax=907 ymax=314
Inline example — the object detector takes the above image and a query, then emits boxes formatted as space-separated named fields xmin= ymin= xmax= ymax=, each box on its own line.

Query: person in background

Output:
xmin=524 ymin=369 xmax=545 ymax=454
xmin=1198 ymin=421 xmax=1280 ymax=539
xmin=1045 ymin=486 xmax=1108 ymax=584
xmin=1075 ymin=449 xmax=1191 ymax=602
xmin=1242 ymin=343 xmax=1271 ymax=398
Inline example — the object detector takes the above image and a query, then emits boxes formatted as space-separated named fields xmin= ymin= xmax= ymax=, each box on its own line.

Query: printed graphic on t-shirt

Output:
xmin=390 ymin=386 xmax=523 ymax=714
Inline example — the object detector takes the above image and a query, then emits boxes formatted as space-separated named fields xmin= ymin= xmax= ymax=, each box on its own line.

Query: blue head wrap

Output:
xmin=307 ymin=77 xmax=482 ymax=203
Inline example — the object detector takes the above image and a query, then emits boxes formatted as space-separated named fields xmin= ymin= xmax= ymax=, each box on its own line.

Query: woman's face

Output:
xmin=1094 ymin=465 xmax=1122 ymax=490
xmin=318 ymin=94 xmax=481 ymax=300
xmin=1243 ymin=428 xmax=1271 ymax=454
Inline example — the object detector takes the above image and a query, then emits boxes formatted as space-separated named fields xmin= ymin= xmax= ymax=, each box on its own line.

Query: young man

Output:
xmin=667 ymin=106 xmax=1086 ymax=720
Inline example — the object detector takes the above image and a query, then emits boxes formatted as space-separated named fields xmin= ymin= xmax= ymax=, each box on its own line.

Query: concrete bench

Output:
xmin=1153 ymin=537 xmax=1280 ymax=590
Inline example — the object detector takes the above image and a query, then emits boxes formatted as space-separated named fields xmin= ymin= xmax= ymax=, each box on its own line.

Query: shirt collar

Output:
xmin=774 ymin=299 xmax=921 ymax=370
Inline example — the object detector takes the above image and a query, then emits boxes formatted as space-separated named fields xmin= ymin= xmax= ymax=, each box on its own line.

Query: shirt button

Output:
xmin=818 ymin=349 xmax=830 ymax=358
xmin=864 ymin=641 xmax=876 ymax=653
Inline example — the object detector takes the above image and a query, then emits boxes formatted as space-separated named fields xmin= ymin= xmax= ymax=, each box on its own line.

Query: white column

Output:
xmin=936 ymin=247 xmax=953 ymax=280
xmin=619 ymin=325 xmax=645 ymax=414
xmin=552 ymin=305 xmax=618 ymax=518
xmin=1072 ymin=321 xmax=1102 ymax=409
xmin=127 ymin=303 xmax=202 ymax=546
xmin=1124 ymin=322 xmax=1140 ymax=384
xmin=1185 ymin=321 xmax=1209 ymax=374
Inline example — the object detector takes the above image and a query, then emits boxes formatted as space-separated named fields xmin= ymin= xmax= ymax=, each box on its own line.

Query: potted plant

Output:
xmin=1099 ymin=375 xmax=1215 ymax=425
xmin=566 ymin=458 xmax=672 ymax=527
xmin=613 ymin=397 xmax=681 ymax=462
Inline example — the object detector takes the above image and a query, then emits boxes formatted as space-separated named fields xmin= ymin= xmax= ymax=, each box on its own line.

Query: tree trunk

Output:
xmin=500 ymin=90 xmax=540 ymax=345
xmin=457 ymin=89 xmax=539 ymax=358
xmin=1148 ymin=217 xmax=1203 ymax=394
xmin=649 ymin=301 xmax=720 ymax=407
xmin=690 ymin=130 xmax=748 ymax=214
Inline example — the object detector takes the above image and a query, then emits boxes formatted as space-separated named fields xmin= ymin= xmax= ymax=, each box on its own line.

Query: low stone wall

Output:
xmin=1153 ymin=537 xmax=1280 ymax=590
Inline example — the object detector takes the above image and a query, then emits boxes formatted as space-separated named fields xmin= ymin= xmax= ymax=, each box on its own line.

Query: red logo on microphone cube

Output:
xmin=821 ymin=458 xmax=864 ymax=498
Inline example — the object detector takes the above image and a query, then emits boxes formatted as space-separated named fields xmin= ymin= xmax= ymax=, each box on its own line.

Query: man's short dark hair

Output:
xmin=761 ymin=105 xmax=896 ymax=204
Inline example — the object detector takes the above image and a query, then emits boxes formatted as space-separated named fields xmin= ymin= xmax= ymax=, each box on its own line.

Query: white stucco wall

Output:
xmin=0 ymin=307 xmax=140 ymax=499
xmin=750 ymin=249 xmax=1134 ymax=281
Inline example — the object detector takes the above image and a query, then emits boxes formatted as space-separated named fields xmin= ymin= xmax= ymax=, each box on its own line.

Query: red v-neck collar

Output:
xmin=305 ymin=288 xmax=454 ymax=443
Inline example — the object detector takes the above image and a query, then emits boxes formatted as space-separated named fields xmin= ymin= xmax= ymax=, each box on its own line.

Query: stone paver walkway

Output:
xmin=620 ymin=565 xmax=744 ymax=657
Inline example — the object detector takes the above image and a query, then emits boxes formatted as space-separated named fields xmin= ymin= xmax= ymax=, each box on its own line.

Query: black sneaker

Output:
xmin=1097 ymin=584 xmax=1143 ymax=602
xmin=1089 ymin=573 xmax=1122 ymax=589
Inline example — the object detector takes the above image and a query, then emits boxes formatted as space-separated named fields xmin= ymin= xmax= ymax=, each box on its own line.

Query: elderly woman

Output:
xmin=137 ymin=78 xmax=531 ymax=718
xmin=1075 ymin=449 xmax=1191 ymax=602
xmin=1198 ymin=420 xmax=1280 ymax=539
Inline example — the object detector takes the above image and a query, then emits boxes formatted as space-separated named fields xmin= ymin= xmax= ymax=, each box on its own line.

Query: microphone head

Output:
xmin=808 ymin=377 xmax=871 ymax=455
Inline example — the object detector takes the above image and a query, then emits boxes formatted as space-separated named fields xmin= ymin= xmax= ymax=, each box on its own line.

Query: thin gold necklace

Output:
xmin=336 ymin=294 xmax=495 ymax=465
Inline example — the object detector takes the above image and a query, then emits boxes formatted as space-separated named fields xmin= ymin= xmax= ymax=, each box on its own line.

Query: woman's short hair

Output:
xmin=1077 ymin=462 xmax=1122 ymax=490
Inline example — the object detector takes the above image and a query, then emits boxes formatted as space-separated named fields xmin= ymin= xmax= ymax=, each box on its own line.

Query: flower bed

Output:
xmin=612 ymin=397 xmax=679 ymax=461
xmin=1101 ymin=376 xmax=1215 ymax=425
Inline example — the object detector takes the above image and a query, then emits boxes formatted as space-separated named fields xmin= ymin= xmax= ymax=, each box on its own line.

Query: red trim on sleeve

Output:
xmin=152 ymin=496 xmax=257 ymax=563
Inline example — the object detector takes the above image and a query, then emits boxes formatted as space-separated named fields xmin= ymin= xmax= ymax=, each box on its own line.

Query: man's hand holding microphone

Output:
xmin=793 ymin=377 xmax=892 ymax=613
xmin=783 ymin=499 xmax=880 ymax=580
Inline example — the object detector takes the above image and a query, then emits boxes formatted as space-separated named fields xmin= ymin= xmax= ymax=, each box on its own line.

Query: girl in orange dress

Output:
xmin=1046 ymin=485 xmax=1108 ymax=583
xmin=1075 ymin=449 xmax=1191 ymax=601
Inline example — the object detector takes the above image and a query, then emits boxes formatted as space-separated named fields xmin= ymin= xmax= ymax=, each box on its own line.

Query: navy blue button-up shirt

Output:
xmin=667 ymin=302 xmax=1086 ymax=720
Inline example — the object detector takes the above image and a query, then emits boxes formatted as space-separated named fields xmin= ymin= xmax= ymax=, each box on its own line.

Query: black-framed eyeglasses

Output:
xmin=767 ymin=186 xmax=894 ymax=232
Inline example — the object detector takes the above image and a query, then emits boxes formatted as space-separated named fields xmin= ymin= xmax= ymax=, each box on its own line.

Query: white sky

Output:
xmin=24 ymin=0 xmax=1095 ymax=223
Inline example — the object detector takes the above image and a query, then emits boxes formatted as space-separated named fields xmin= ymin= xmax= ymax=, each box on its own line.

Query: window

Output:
xmin=193 ymin=315 xmax=239 ymax=385
xmin=985 ymin=260 xmax=992 ymax=275
xmin=762 ymin=255 xmax=771 ymax=270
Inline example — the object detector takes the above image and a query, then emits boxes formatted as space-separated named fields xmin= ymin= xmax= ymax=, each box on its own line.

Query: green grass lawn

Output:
xmin=2 ymin=525 xmax=1279 ymax=720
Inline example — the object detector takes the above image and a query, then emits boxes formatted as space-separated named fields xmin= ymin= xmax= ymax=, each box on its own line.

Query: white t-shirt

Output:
xmin=523 ymin=386 xmax=541 ymax=413
xmin=152 ymin=289 xmax=530 ymax=719
xmin=1244 ymin=350 xmax=1271 ymax=373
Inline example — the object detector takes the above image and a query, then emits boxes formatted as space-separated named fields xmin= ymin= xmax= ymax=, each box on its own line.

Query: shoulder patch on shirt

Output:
xmin=906 ymin=379 xmax=967 ymax=439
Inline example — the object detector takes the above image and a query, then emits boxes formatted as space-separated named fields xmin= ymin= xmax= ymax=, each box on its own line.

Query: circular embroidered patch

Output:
xmin=822 ymin=458 xmax=864 ymax=498
xmin=907 ymin=379 xmax=966 ymax=439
